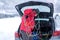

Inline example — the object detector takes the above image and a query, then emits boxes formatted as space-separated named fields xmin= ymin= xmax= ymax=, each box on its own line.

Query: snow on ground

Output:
xmin=0 ymin=17 xmax=21 ymax=40
xmin=0 ymin=16 xmax=60 ymax=40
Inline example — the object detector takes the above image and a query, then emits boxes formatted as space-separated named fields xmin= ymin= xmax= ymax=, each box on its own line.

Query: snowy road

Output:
xmin=0 ymin=17 xmax=21 ymax=40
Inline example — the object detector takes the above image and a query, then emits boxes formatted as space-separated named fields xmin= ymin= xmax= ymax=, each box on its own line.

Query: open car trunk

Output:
xmin=15 ymin=1 xmax=55 ymax=40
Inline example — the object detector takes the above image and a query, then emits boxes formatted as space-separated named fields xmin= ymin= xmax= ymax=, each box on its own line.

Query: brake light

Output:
xmin=15 ymin=32 xmax=20 ymax=38
xmin=53 ymin=31 xmax=60 ymax=36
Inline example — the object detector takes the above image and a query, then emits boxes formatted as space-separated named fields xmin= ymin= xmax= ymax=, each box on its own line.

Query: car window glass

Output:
xmin=21 ymin=5 xmax=50 ymax=13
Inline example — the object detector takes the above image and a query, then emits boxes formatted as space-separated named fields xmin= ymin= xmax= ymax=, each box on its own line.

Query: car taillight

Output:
xmin=53 ymin=31 xmax=60 ymax=36
xmin=15 ymin=32 xmax=20 ymax=38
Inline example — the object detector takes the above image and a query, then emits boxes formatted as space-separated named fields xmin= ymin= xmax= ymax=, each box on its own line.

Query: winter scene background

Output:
xmin=0 ymin=0 xmax=60 ymax=40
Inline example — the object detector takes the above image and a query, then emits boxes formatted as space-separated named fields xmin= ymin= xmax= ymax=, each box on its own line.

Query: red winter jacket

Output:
xmin=20 ymin=9 xmax=37 ymax=34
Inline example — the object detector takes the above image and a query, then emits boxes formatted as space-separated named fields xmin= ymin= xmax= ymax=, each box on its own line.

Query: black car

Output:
xmin=15 ymin=1 xmax=55 ymax=40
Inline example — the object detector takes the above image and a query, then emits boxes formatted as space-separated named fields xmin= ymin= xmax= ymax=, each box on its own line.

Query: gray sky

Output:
xmin=0 ymin=0 xmax=59 ymax=14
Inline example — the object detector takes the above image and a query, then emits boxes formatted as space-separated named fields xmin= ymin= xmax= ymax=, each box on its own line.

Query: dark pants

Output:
xmin=20 ymin=30 xmax=33 ymax=40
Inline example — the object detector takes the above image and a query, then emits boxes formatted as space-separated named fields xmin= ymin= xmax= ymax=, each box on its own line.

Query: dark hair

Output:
xmin=33 ymin=9 xmax=40 ymax=14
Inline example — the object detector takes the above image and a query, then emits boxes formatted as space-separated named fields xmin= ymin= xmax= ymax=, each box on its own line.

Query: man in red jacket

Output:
xmin=20 ymin=9 xmax=37 ymax=40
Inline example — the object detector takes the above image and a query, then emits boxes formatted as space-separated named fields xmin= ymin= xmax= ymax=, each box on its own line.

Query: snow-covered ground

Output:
xmin=0 ymin=17 xmax=21 ymax=40
xmin=0 ymin=16 xmax=60 ymax=40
